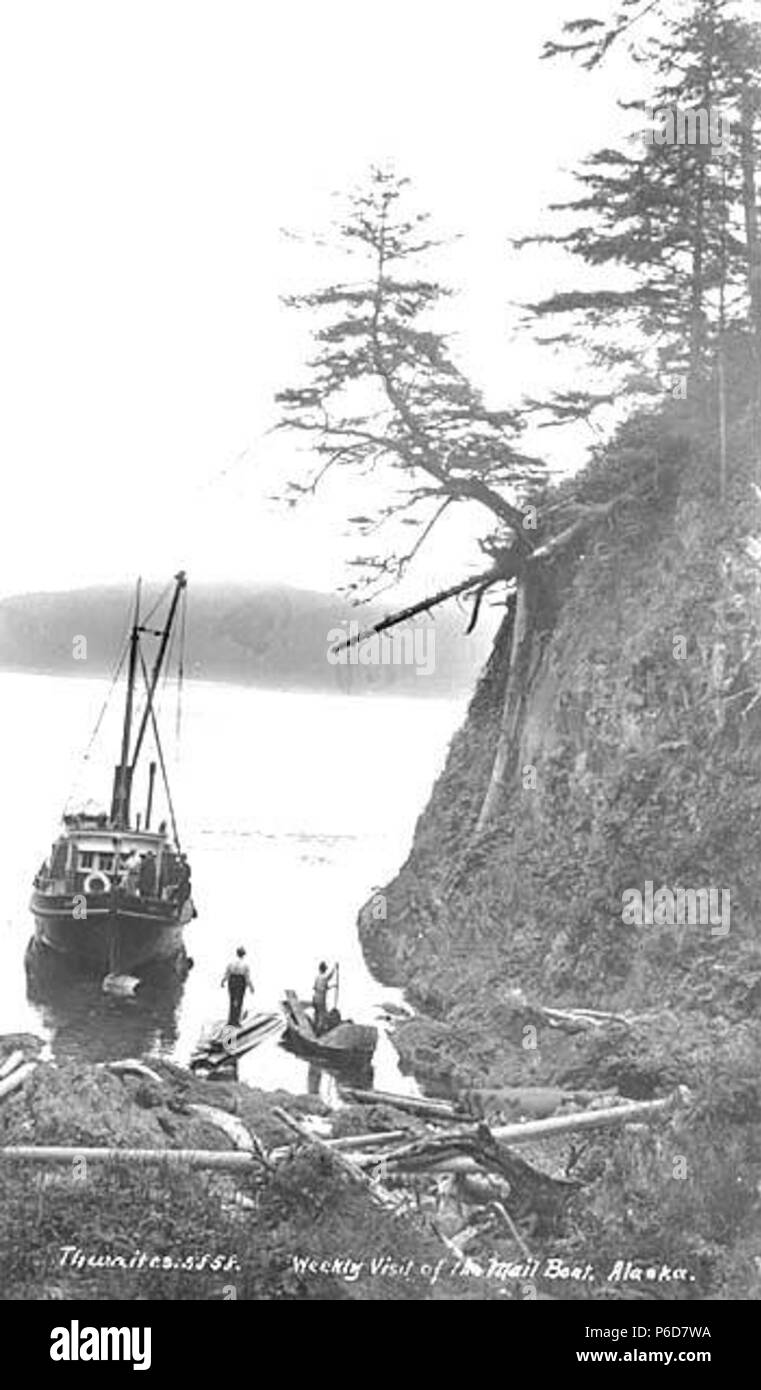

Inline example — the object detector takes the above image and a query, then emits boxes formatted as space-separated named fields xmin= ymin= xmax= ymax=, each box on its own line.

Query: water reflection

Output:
xmin=24 ymin=938 xmax=186 ymax=1063
xmin=302 ymin=1057 xmax=374 ymax=1099
xmin=2 ymin=677 xmax=451 ymax=1102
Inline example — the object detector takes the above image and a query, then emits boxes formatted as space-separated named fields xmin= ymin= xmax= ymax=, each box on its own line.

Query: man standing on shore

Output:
xmin=221 ymin=947 xmax=253 ymax=1027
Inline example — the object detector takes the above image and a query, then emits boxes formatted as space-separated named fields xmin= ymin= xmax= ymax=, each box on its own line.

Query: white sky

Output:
xmin=0 ymin=1 xmax=638 ymax=602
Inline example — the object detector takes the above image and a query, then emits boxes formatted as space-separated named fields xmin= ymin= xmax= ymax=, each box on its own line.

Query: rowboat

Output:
xmin=281 ymin=990 xmax=377 ymax=1066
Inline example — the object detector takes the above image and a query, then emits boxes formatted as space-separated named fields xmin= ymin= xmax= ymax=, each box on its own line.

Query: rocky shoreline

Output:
xmin=355 ymin=441 xmax=761 ymax=1301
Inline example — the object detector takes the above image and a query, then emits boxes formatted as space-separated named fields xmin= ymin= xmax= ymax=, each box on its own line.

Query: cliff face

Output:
xmin=356 ymin=409 xmax=761 ymax=1298
xmin=361 ymin=407 xmax=761 ymax=1077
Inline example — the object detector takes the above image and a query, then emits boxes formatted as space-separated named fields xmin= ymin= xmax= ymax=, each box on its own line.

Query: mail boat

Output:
xmin=30 ymin=572 xmax=195 ymax=975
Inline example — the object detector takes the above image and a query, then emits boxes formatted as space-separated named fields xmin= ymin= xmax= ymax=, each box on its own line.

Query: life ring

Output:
xmin=84 ymin=870 xmax=111 ymax=895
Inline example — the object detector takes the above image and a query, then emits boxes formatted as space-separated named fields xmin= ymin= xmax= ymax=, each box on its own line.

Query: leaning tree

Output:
xmin=277 ymin=167 xmax=543 ymax=599
xmin=277 ymin=168 xmax=635 ymax=834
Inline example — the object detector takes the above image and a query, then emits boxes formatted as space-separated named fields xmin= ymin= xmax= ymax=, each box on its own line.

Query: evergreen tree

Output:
xmin=277 ymin=168 xmax=543 ymax=596
xmin=527 ymin=0 xmax=760 ymax=420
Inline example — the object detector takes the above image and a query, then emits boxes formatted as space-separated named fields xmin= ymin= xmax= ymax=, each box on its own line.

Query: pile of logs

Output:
xmin=270 ymin=1084 xmax=689 ymax=1261
xmin=326 ymin=1085 xmax=686 ymax=1179
xmin=0 ymin=1039 xmax=690 ymax=1267
xmin=0 ymin=1045 xmax=689 ymax=1272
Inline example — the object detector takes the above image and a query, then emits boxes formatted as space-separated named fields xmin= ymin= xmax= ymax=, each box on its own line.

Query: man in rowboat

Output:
xmin=312 ymin=961 xmax=337 ymax=1036
xmin=221 ymin=947 xmax=254 ymax=1027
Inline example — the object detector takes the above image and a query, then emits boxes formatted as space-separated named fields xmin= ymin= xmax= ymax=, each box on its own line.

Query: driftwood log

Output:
xmin=542 ymin=1007 xmax=630 ymax=1030
xmin=188 ymin=1103 xmax=255 ymax=1152
xmin=0 ymin=1050 xmax=25 ymax=1082
xmin=272 ymin=1107 xmax=401 ymax=1212
xmin=490 ymin=1091 xmax=684 ymax=1144
xmin=346 ymin=1092 xmax=685 ymax=1181
xmin=105 ymin=1059 xmax=165 ymax=1086
xmin=0 ymin=1062 xmax=37 ymax=1103
xmin=0 ymin=1145 xmax=257 ymax=1170
xmin=339 ymin=1087 xmax=456 ymax=1121
xmin=460 ymin=1085 xmax=620 ymax=1121
xmin=328 ymin=1129 xmax=413 ymax=1152
xmin=355 ymin=1125 xmax=579 ymax=1221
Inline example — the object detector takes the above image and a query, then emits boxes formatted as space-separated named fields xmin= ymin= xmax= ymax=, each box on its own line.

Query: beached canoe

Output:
xmin=281 ymin=990 xmax=377 ymax=1066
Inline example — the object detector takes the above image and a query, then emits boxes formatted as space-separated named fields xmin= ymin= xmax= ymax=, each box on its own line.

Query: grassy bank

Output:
xmin=0 ymin=1044 xmax=488 ymax=1302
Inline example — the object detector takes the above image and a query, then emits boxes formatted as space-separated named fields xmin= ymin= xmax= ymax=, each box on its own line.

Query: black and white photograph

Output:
xmin=0 ymin=0 xmax=760 ymax=1343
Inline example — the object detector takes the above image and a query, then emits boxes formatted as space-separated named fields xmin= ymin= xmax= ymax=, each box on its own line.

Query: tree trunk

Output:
xmin=718 ymin=154 xmax=728 ymax=503
xmin=468 ymin=492 xmax=629 ymax=840
xmin=473 ymin=570 xmax=550 ymax=834
xmin=741 ymin=81 xmax=761 ymax=456
xmin=741 ymin=82 xmax=761 ymax=343
xmin=688 ymin=154 xmax=707 ymax=387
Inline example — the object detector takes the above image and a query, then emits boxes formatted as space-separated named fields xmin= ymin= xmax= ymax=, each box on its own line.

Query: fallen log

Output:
xmin=350 ymin=1092 xmax=685 ymax=1182
xmin=339 ymin=1087 xmax=456 ymax=1121
xmin=542 ymin=1009 xmax=607 ymax=1030
xmin=0 ymin=1050 xmax=25 ymax=1082
xmin=105 ymin=1059 xmax=165 ymax=1086
xmin=382 ymin=1153 xmax=555 ymax=1180
xmin=0 ymin=1062 xmax=37 ymax=1103
xmin=543 ymin=1006 xmax=630 ymax=1027
xmin=377 ymin=1001 xmax=416 ymax=1020
xmin=327 ymin=1129 xmax=413 ymax=1152
xmin=0 ymin=1145 xmax=256 ymax=1170
xmin=387 ymin=1154 xmax=492 ymax=1176
xmin=188 ymin=1104 xmax=276 ymax=1173
xmin=329 ymin=564 xmax=503 ymax=657
xmin=269 ymin=1128 xmax=414 ymax=1163
xmin=273 ymin=1107 xmax=400 ymax=1212
xmin=188 ymin=1103 xmax=255 ymax=1152
xmin=358 ymin=1126 xmax=482 ymax=1168
xmin=357 ymin=1129 xmax=579 ymax=1211
xmin=568 ymin=1008 xmax=631 ymax=1023
xmin=461 ymin=1086 xmax=620 ymax=1120
xmin=490 ymin=1090 xmax=684 ymax=1144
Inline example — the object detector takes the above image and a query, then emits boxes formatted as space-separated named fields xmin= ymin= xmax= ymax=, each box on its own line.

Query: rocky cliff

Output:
xmin=358 ymin=395 xmax=761 ymax=1297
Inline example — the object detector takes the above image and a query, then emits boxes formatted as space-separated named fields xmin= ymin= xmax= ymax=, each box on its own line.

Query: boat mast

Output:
xmin=128 ymin=570 xmax=187 ymax=778
xmin=111 ymin=579 xmax=142 ymax=828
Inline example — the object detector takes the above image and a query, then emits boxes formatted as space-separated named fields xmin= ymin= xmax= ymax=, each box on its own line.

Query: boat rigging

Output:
xmin=29 ymin=571 xmax=197 ymax=978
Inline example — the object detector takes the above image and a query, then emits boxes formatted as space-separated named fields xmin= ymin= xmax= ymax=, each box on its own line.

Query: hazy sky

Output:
xmin=0 ymin=1 xmax=637 ymax=602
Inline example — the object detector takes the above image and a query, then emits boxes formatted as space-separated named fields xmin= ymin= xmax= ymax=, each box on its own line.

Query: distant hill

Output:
xmin=0 ymin=581 xmax=495 ymax=696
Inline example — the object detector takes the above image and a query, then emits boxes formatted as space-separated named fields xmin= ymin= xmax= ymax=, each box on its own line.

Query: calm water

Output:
xmin=0 ymin=672 xmax=463 ymax=1099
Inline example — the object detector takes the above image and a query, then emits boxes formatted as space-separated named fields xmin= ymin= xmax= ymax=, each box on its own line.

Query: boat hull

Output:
xmin=30 ymin=890 xmax=188 ymax=974
xmin=280 ymin=990 xmax=377 ymax=1067
xmin=282 ymin=1021 xmax=378 ymax=1066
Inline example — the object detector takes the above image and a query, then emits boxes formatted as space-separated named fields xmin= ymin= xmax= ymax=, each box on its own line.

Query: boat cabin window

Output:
xmin=77 ymin=850 xmax=116 ymax=872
